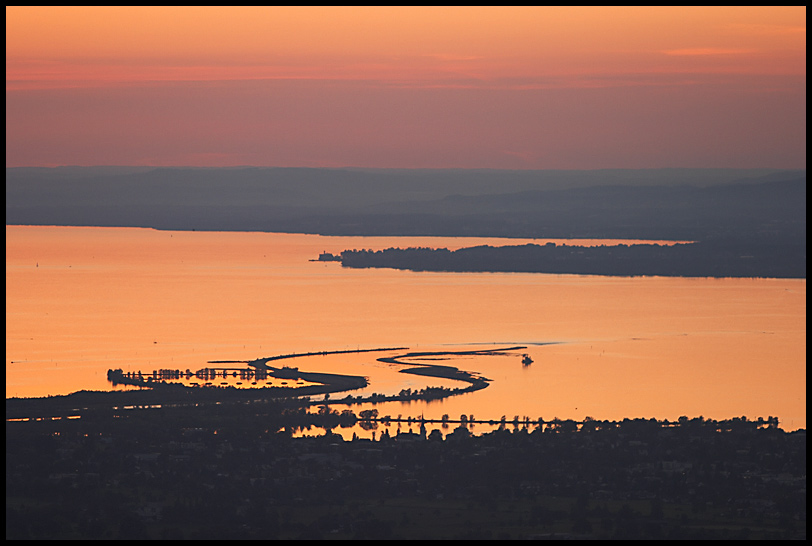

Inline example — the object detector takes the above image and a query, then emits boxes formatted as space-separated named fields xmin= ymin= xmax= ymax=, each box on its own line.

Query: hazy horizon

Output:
xmin=6 ymin=164 xmax=805 ymax=172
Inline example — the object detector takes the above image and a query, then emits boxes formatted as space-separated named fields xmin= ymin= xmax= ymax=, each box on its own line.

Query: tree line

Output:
xmin=338 ymin=239 xmax=805 ymax=278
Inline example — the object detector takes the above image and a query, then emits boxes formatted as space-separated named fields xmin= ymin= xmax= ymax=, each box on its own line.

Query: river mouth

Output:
xmin=106 ymin=345 xmax=535 ymax=400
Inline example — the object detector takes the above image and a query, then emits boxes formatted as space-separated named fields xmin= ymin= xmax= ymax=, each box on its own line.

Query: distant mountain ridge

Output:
xmin=6 ymin=167 xmax=805 ymax=243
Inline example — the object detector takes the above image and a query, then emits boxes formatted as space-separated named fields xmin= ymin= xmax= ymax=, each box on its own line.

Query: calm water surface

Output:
xmin=6 ymin=226 xmax=806 ymax=433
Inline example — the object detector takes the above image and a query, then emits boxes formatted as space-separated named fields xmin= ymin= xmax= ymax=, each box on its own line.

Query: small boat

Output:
xmin=522 ymin=354 xmax=533 ymax=366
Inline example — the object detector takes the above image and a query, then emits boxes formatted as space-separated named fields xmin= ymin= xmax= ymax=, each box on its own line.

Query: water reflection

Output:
xmin=6 ymin=226 xmax=806 ymax=430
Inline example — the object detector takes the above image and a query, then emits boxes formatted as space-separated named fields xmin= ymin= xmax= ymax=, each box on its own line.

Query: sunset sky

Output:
xmin=6 ymin=6 xmax=806 ymax=169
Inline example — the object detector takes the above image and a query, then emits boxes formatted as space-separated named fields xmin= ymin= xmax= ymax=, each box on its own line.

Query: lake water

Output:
xmin=6 ymin=226 xmax=806 ymax=434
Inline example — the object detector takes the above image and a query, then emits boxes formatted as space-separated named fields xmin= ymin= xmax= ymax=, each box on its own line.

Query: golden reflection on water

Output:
xmin=6 ymin=226 xmax=806 ymax=431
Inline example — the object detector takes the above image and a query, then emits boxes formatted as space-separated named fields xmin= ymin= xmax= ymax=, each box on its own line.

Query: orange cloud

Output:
xmin=661 ymin=48 xmax=757 ymax=56
xmin=8 ymin=6 xmax=805 ymax=91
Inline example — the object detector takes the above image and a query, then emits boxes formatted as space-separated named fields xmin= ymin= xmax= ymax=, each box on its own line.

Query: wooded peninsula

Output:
xmin=336 ymin=239 xmax=806 ymax=278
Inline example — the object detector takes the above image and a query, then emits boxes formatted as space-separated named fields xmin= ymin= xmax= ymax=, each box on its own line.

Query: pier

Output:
xmin=116 ymin=367 xmax=269 ymax=383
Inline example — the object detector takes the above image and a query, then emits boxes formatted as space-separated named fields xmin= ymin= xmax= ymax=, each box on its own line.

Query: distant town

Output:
xmin=7 ymin=400 xmax=805 ymax=539
xmin=7 ymin=340 xmax=806 ymax=539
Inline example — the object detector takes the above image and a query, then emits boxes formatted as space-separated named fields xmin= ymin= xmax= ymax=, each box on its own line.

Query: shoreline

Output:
xmin=5 ymin=345 xmax=532 ymax=420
